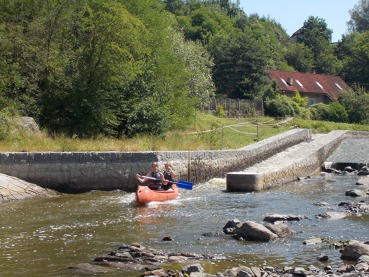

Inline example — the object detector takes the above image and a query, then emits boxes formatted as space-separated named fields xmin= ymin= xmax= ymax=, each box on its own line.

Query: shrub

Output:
xmin=309 ymin=102 xmax=348 ymax=122
xmin=215 ymin=104 xmax=226 ymax=117
xmin=265 ymin=94 xmax=303 ymax=117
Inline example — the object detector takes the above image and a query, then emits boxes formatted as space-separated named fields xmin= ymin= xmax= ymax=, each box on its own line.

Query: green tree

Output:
xmin=339 ymin=86 xmax=369 ymax=124
xmin=340 ymin=31 xmax=369 ymax=89
xmin=171 ymin=32 xmax=215 ymax=107
xmin=210 ymin=14 xmax=291 ymax=99
xmin=39 ymin=0 xmax=149 ymax=136
xmin=118 ymin=0 xmax=198 ymax=136
xmin=210 ymin=29 xmax=269 ymax=99
xmin=348 ymin=0 xmax=369 ymax=33
xmin=285 ymin=43 xmax=314 ymax=73
xmin=293 ymin=16 xmax=339 ymax=74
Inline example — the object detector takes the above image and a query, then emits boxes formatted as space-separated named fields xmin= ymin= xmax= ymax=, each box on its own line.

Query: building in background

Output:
xmin=266 ymin=69 xmax=350 ymax=106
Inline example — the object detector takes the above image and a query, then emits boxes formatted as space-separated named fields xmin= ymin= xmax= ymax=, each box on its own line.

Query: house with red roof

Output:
xmin=266 ymin=69 xmax=350 ymax=106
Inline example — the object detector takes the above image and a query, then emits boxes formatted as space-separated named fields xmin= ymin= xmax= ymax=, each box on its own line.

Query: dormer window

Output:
xmin=316 ymin=81 xmax=323 ymax=89
xmin=280 ymin=78 xmax=288 ymax=86
xmin=295 ymin=79 xmax=303 ymax=87
xmin=335 ymin=83 xmax=343 ymax=90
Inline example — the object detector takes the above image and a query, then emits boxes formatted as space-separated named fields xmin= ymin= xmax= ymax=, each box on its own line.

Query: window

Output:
xmin=295 ymin=79 xmax=303 ymax=87
xmin=280 ymin=78 xmax=288 ymax=86
xmin=335 ymin=83 xmax=343 ymax=90
xmin=315 ymin=81 xmax=323 ymax=89
xmin=308 ymin=98 xmax=316 ymax=106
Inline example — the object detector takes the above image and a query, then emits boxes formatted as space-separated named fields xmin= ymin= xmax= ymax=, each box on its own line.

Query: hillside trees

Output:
xmin=348 ymin=0 xmax=369 ymax=32
xmin=293 ymin=16 xmax=340 ymax=74
xmin=0 ymin=0 xmax=215 ymax=137
xmin=338 ymin=32 xmax=369 ymax=90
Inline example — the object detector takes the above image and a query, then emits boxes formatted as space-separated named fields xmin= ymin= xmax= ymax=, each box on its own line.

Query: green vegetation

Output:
xmin=0 ymin=0 xmax=369 ymax=140
xmin=2 ymin=113 xmax=368 ymax=152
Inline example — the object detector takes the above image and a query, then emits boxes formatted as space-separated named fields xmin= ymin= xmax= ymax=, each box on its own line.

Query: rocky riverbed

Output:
xmin=70 ymin=241 xmax=369 ymax=276
xmin=68 ymin=166 xmax=369 ymax=277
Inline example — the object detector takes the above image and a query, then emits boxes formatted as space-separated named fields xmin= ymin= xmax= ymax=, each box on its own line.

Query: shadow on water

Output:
xmin=0 ymin=175 xmax=367 ymax=275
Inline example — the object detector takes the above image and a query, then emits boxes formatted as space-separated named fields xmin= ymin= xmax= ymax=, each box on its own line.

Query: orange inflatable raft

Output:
xmin=136 ymin=184 xmax=179 ymax=204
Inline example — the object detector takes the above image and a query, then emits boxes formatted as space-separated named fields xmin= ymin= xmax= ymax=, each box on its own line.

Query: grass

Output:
xmin=0 ymin=113 xmax=368 ymax=152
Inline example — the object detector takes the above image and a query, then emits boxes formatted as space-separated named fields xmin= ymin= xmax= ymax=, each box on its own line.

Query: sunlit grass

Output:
xmin=0 ymin=113 xmax=368 ymax=152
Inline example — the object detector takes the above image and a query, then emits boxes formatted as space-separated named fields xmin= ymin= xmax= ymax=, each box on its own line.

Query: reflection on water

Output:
xmin=0 ymin=175 xmax=368 ymax=276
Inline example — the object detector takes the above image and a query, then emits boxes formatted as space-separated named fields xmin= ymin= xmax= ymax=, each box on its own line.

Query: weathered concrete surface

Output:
xmin=0 ymin=173 xmax=58 ymax=203
xmin=227 ymin=131 xmax=369 ymax=192
xmin=324 ymin=132 xmax=369 ymax=170
xmin=0 ymin=128 xmax=311 ymax=192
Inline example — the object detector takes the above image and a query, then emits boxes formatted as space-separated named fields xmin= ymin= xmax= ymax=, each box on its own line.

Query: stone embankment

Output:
xmin=227 ymin=131 xmax=369 ymax=192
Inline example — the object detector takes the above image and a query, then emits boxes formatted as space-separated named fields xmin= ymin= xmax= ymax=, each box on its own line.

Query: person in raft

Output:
xmin=163 ymin=162 xmax=176 ymax=190
xmin=136 ymin=162 xmax=166 ymax=190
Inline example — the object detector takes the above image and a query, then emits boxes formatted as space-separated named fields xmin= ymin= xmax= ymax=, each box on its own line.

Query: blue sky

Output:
xmin=238 ymin=0 xmax=359 ymax=42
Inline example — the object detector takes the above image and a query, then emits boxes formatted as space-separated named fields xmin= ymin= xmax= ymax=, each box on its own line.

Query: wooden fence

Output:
xmin=202 ymin=97 xmax=264 ymax=117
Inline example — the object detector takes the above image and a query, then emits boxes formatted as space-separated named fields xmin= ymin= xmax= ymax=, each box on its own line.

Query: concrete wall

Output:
xmin=227 ymin=130 xmax=369 ymax=192
xmin=0 ymin=129 xmax=311 ymax=192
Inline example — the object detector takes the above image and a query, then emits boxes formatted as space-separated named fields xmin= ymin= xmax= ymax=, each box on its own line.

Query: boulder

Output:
xmin=263 ymin=214 xmax=304 ymax=223
xmin=223 ymin=219 xmax=241 ymax=234
xmin=264 ymin=223 xmax=295 ymax=238
xmin=344 ymin=166 xmax=356 ymax=173
xmin=358 ymin=166 xmax=369 ymax=176
xmin=346 ymin=189 xmax=366 ymax=197
xmin=357 ymin=255 xmax=369 ymax=264
xmin=13 ymin=116 xmax=41 ymax=135
xmin=303 ymin=237 xmax=322 ymax=245
xmin=223 ymin=219 xmax=241 ymax=229
xmin=182 ymin=263 xmax=204 ymax=275
xmin=341 ymin=240 xmax=369 ymax=261
xmin=316 ymin=211 xmax=348 ymax=219
xmin=236 ymin=221 xmax=278 ymax=242
xmin=356 ymin=176 xmax=369 ymax=186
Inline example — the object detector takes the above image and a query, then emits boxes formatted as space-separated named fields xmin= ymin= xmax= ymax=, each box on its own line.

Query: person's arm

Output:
xmin=136 ymin=173 xmax=149 ymax=184
xmin=160 ymin=172 xmax=168 ymax=185
xmin=170 ymin=168 xmax=176 ymax=178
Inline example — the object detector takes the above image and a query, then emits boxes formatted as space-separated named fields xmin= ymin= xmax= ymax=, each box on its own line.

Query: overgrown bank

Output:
xmin=0 ymin=113 xmax=369 ymax=152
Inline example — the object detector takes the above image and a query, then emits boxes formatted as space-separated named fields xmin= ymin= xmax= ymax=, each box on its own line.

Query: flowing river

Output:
xmin=1 ymin=175 xmax=368 ymax=276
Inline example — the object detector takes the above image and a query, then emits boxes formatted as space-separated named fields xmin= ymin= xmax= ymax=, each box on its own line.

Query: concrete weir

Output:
xmin=0 ymin=128 xmax=311 ymax=193
xmin=226 ymin=130 xmax=369 ymax=192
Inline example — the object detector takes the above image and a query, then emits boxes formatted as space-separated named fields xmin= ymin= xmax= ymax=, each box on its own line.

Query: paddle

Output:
xmin=137 ymin=175 xmax=193 ymax=190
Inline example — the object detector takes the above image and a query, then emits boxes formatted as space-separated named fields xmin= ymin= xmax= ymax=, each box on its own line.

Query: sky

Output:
xmin=238 ymin=0 xmax=359 ymax=42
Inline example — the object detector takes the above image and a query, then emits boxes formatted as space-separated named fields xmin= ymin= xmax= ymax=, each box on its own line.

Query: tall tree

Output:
xmin=210 ymin=26 xmax=269 ymax=99
xmin=341 ymin=31 xmax=369 ymax=89
xmin=285 ymin=43 xmax=314 ymax=73
xmin=348 ymin=0 xmax=369 ymax=33
xmin=293 ymin=16 xmax=339 ymax=74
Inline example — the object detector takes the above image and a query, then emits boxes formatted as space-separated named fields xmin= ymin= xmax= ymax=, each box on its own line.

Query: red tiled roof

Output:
xmin=266 ymin=69 xmax=350 ymax=101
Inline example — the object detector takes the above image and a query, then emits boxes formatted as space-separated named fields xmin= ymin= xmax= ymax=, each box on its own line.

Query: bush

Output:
xmin=327 ymin=102 xmax=348 ymax=122
xmin=339 ymin=89 xmax=369 ymax=124
xmin=309 ymin=103 xmax=331 ymax=120
xmin=265 ymin=94 xmax=304 ymax=117
xmin=215 ymin=104 xmax=225 ymax=117
xmin=309 ymin=102 xmax=348 ymax=122
xmin=0 ymin=113 xmax=11 ymax=140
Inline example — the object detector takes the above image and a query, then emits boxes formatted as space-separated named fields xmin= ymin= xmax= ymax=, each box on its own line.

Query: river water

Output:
xmin=1 ymin=175 xmax=368 ymax=276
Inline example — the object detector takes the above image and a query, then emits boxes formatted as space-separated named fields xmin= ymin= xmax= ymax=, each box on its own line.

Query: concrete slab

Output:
xmin=0 ymin=173 xmax=58 ymax=203
xmin=227 ymin=130 xmax=350 ymax=192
